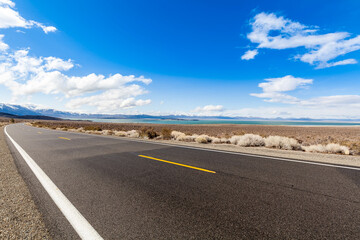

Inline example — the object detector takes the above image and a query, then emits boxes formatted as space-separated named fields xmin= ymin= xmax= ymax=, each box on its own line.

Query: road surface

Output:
xmin=5 ymin=124 xmax=360 ymax=239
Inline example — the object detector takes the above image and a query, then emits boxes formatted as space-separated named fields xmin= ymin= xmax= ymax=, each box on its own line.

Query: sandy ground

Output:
xmin=0 ymin=125 xmax=51 ymax=239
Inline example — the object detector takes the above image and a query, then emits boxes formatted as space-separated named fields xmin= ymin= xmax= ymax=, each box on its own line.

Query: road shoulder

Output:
xmin=0 ymin=126 xmax=51 ymax=239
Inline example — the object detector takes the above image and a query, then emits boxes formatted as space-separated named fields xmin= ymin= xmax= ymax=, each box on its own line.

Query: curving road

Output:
xmin=5 ymin=123 xmax=360 ymax=239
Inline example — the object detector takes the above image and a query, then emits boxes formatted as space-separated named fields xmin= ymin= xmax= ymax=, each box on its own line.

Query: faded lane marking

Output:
xmin=58 ymin=137 xmax=71 ymax=141
xmin=138 ymin=155 xmax=216 ymax=174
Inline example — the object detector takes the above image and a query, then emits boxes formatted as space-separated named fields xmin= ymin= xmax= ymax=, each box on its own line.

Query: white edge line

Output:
xmin=4 ymin=125 xmax=103 ymax=240
xmin=30 ymin=124 xmax=360 ymax=171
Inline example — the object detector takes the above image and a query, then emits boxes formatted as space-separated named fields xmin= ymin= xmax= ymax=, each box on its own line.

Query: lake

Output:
xmin=76 ymin=118 xmax=360 ymax=126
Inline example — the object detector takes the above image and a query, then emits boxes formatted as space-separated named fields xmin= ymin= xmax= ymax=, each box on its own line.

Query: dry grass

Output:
xmin=83 ymin=125 xmax=102 ymax=131
xmin=161 ymin=128 xmax=172 ymax=140
xmin=140 ymin=127 xmax=158 ymax=139
xmin=265 ymin=136 xmax=301 ymax=150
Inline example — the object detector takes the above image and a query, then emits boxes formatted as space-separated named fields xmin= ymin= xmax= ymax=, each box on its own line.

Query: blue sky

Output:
xmin=0 ymin=0 xmax=360 ymax=118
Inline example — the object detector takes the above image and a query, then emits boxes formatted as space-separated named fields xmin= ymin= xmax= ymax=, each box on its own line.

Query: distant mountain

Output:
xmin=0 ymin=103 xmax=40 ymax=116
xmin=1 ymin=103 xmax=359 ymax=122
xmin=0 ymin=111 xmax=61 ymax=120
xmin=0 ymin=104 xmax=63 ymax=120
xmin=0 ymin=112 xmax=18 ymax=118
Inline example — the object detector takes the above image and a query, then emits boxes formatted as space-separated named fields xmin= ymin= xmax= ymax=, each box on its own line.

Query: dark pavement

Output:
xmin=5 ymin=124 xmax=360 ymax=239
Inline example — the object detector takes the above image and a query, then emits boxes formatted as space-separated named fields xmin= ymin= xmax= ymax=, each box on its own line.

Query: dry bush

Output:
xmin=229 ymin=135 xmax=242 ymax=145
xmin=237 ymin=134 xmax=265 ymax=147
xmin=0 ymin=122 xmax=8 ymax=127
xmin=161 ymin=128 xmax=172 ymax=140
xmin=326 ymin=143 xmax=350 ymax=155
xmin=229 ymin=134 xmax=265 ymax=146
xmin=171 ymin=131 xmax=185 ymax=140
xmin=177 ymin=134 xmax=196 ymax=142
xmin=84 ymin=125 xmax=102 ymax=131
xmin=211 ymin=137 xmax=221 ymax=144
xmin=210 ymin=137 xmax=229 ymax=144
xmin=264 ymin=136 xmax=300 ymax=150
xmin=140 ymin=127 xmax=158 ymax=139
xmin=302 ymin=144 xmax=326 ymax=153
xmin=170 ymin=131 xmax=196 ymax=142
xmin=195 ymin=134 xmax=212 ymax=144
xmin=112 ymin=130 xmax=139 ymax=138
xmin=302 ymin=143 xmax=350 ymax=155
xmin=114 ymin=130 xmax=127 ymax=137
xmin=102 ymin=130 xmax=114 ymax=135
xmin=126 ymin=130 xmax=140 ymax=138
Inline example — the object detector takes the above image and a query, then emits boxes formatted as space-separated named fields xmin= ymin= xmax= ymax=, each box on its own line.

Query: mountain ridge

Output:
xmin=1 ymin=103 xmax=359 ymax=122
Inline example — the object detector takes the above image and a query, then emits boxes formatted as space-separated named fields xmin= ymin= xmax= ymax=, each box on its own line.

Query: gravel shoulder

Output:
xmin=0 ymin=125 xmax=51 ymax=239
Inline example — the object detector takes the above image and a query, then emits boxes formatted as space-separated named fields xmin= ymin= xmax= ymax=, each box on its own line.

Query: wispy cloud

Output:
xmin=250 ymin=75 xmax=360 ymax=117
xmin=194 ymin=105 xmax=224 ymax=113
xmin=241 ymin=49 xmax=258 ymax=60
xmin=242 ymin=12 xmax=360 ymax=68
xmin=0 ymin=0 xmax=56 ymax=33
xmin=250 ymin=75 xmax=313 ymax=103
xmin=0 ymin=34 xmax=8 ymax=51
xmin=299 ymin=95 xmax=360 ymax=108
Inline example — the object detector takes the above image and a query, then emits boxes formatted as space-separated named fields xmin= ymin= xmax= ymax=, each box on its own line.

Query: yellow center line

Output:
xmin=138 ymin=155 xmax=216 ymax=174
xmin=58 ymin=137 xmax=71 ymax=141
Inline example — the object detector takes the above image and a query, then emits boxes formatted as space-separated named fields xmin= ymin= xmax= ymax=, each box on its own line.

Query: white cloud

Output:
xmin=250 ymin=75 xmax=313 ymax=103
xmin=244 ymin=12 xmax=360 ymax=68
xmin=44 ymin=56 xmax=73 ymax=71
xmin=0 ymin=0 xmax=56 ymax=33
xmin=66 ymin=89 xmax=151 ymax=112
xmin=241 ymin=49 xmax=258 ymax=60
xmin=194 ymin=105 xmax=224 ymax=113
xmin=0 ymin=3 xmax=149 ymax=113
xmin=30 ymin=21 xmax=57 ymax=34
xmin=0 ymin=34 xmax=8 ymax=51
xmin=0 ymin=0 xmax=15 ymax=7
xmin=300 ymin=95 xmax=360 ymax=108
xmin=248 ymin=75 xmax=360 ymax=118
xmin=318 ymin=59 xmax=358 ymax=69
xmin=0 ymin=45 xmax=152 ymax=112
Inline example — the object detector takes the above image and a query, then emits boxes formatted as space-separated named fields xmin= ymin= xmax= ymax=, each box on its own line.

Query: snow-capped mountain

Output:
xmin=0 ymin=103 xmax=41 ymax=116
xmin=0 ymin=103 xmax=86 ymax=118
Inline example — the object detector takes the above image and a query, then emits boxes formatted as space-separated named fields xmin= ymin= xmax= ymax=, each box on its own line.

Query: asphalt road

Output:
xmin=5 ymin=123 xmax=360 ymax=239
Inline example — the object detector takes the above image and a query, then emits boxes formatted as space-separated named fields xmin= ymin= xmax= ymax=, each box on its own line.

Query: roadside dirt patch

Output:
xmin=0 ymin=126 xmax=51 ymax=239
